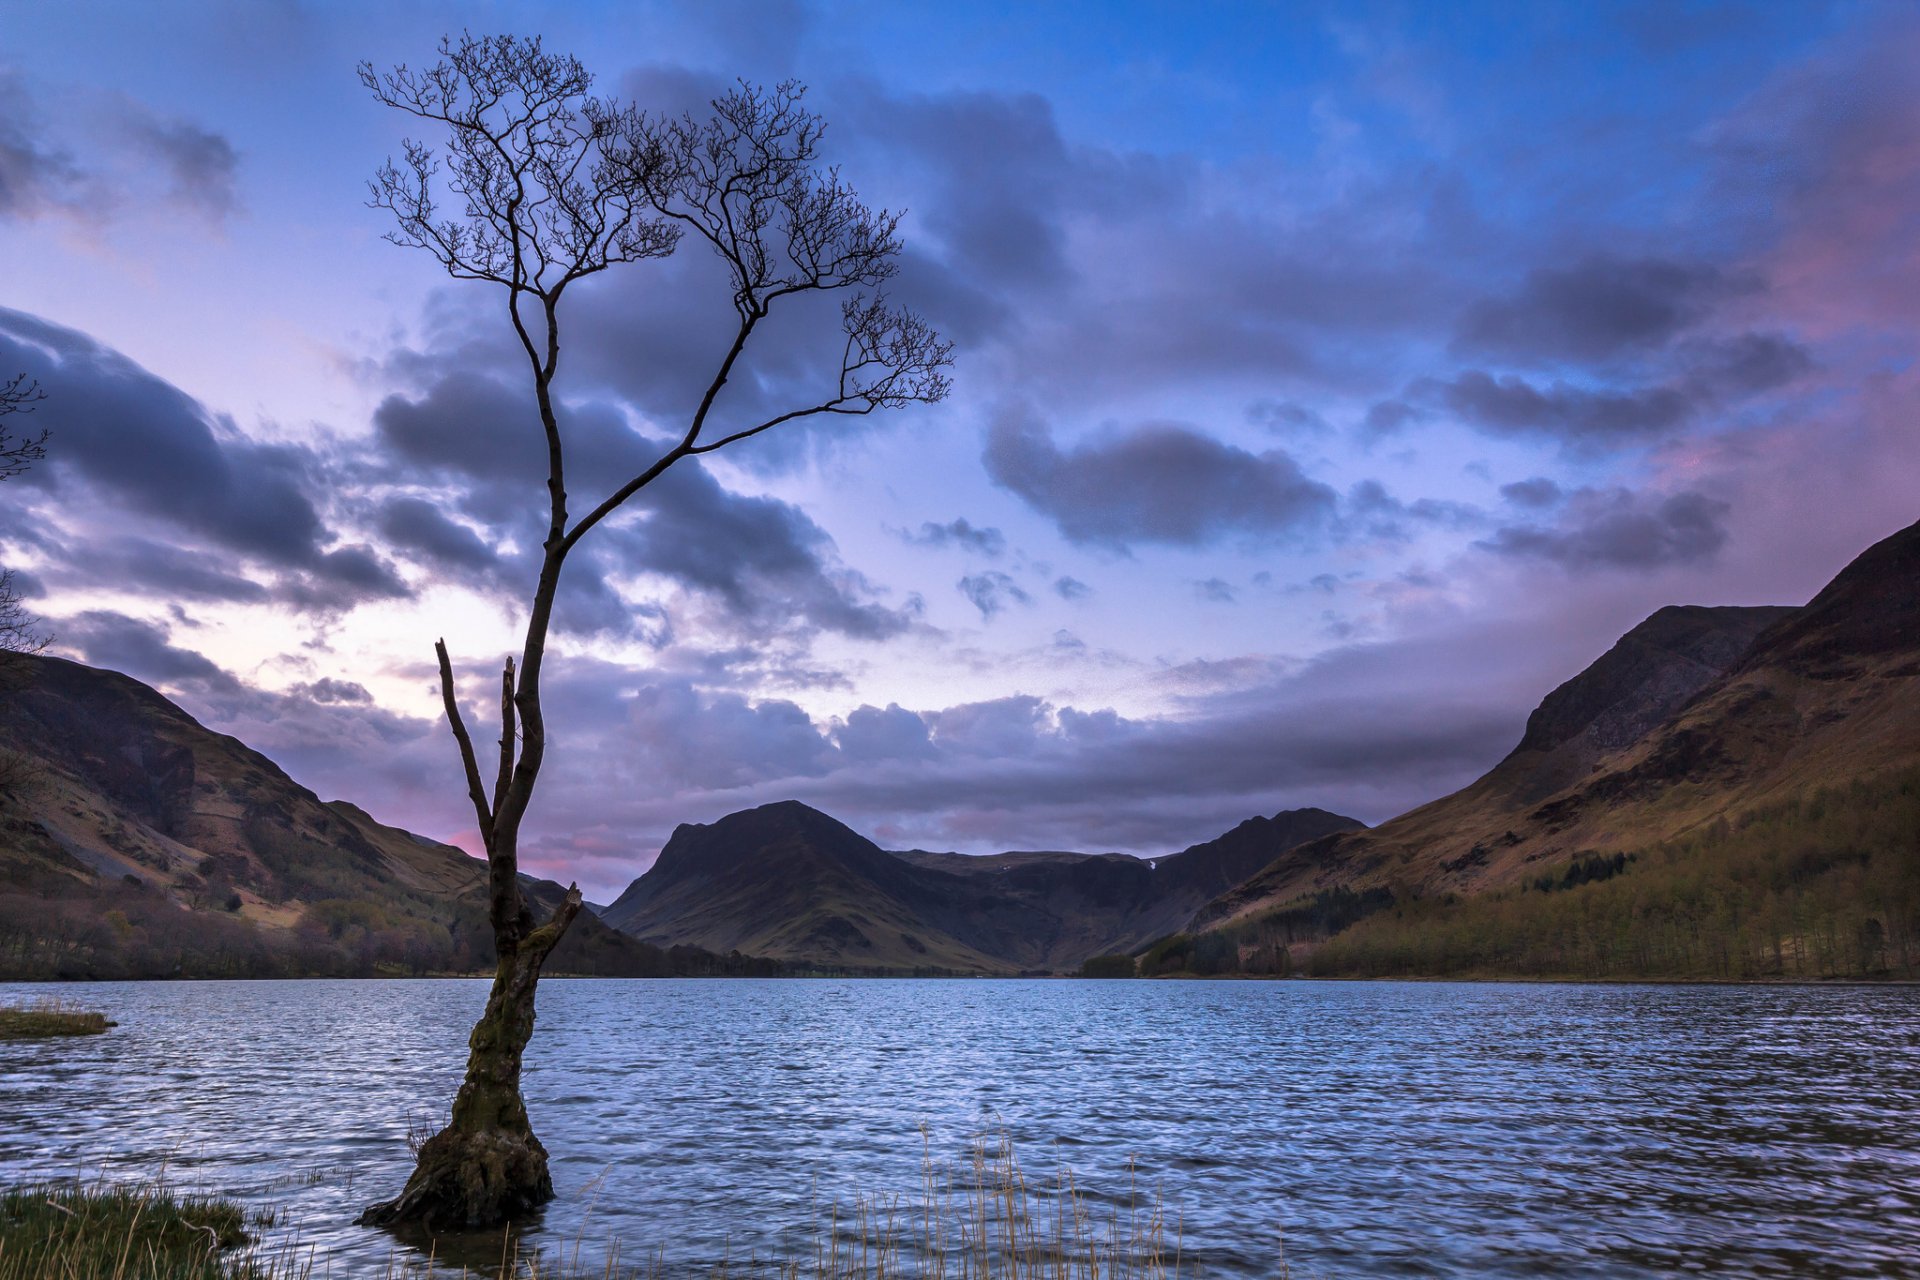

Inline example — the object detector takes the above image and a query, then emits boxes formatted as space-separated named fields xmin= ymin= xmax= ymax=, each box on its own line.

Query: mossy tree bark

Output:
xmin=358 ymin=889 xmax=578 ymax=1229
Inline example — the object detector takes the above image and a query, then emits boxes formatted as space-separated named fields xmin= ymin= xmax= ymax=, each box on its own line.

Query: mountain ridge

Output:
xmin=1190 ymin=516 xmax=1920 ymax=974
xmin=602 ymin=801 xmax=1364 ymax=972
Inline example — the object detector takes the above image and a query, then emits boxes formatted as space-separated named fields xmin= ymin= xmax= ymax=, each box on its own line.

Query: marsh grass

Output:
xmin=0 ymin=1178 xmax=268 ymax=1279
xmin=0 ymin=1131 xmax=1207 ymax=1279
xmin=0 ymin=998 xmax=114 ymax=1039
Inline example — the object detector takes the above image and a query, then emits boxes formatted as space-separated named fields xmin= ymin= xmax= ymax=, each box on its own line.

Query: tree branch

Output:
xmin=493 ymin=655 xmax=517 ymax=820
xmin=435 ymin=639 xmax=495 ymax=851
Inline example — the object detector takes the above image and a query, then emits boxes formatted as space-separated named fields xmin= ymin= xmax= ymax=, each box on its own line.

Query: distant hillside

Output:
xmin=601 ymin=802 xmax=1361 ymax=973
xmin=0 ymin=655 xmax=773 ymax=980
xmin=1188 ymin=518 xmax=1920 ymax=980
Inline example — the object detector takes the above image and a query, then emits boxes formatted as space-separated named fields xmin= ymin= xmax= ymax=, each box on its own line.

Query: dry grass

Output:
xmin=0 ymin=998 xmax=114 ymax=1039
xmin=0 ymin=1132 xmax=1207 ymax=1280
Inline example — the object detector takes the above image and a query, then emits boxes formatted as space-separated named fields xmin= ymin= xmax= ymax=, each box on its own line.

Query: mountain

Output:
xmin=601 ymin=801 xmax=1362 ymax=973
xmin=1190 ymin=517 xmax=1920 ymax=979
xmin=0 ymin=654 xmax=768 ymax=979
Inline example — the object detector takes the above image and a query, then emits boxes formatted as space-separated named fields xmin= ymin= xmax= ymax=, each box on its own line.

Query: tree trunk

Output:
xmin=359 ymin=887 xmax=580 ymax=1231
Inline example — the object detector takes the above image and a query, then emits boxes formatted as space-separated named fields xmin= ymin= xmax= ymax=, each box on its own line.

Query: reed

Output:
xmin=0 ymin=1178 xmax=264 ymax=1280
xmin=0 ymin=998 xmax=114 ymax=1038
xmin=0 ymin=1132 xmax=1198 ymax=1279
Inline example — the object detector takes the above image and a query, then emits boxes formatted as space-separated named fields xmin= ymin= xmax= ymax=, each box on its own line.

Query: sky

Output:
xmin=1 ymin=0 xmax=1916 ymax=901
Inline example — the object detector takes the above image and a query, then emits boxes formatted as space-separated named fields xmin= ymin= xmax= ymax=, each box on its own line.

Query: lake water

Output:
xmin=1 ymin=978 xmax=1916 ymax=1277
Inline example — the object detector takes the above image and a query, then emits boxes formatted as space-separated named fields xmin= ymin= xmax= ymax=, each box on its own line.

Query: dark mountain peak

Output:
xmin=661 ymin=800 xmax=869 ymax=860
xmin=1514 ymin=603 xmax=1796 ymax=759
xmin=1155 ymin=806 xmax=1365 ymax=901
xmin=628 ymin=799 xmax=895 ymax=901
xmin=1268 ymin=806 xmax=1366 ymax=831
xmin=1734 ymin=517 xmax=1920 ymax=678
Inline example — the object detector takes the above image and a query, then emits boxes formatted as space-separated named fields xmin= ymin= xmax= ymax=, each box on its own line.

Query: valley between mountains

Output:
xmin=2 ymin=518 xmax=1915 ymax=981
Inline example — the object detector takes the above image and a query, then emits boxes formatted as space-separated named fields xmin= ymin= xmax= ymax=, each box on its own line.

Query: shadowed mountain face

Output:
xmin=600 ymin=802 xmax=1363 ymax=972
xmin=1196 ymin=517 xmax=1920 ymax=938
xmin=0 ymin=655 xmax=751 ymax=979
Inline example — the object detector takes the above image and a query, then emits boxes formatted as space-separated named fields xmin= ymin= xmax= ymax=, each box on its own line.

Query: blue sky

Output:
xmin=2 ymin=1 xmax=1916 ymax=898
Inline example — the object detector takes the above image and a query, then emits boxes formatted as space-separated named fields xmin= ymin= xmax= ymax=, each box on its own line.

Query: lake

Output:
xmin=2 ymin=978 xmax=1916 ymax=1277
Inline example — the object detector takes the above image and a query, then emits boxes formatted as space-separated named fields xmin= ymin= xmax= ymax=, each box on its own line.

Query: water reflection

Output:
xmin=1 ymin=979 xmax=1916 ymax=1278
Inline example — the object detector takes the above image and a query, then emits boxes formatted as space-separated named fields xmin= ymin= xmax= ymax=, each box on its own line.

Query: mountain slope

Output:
xmin=602 ymin=802 xmax=1362 ymax=972
xmin=0 ymin=654 xmax=752 ymax=979
xmin=1193 ymin=518 xmax=1920 ymax=970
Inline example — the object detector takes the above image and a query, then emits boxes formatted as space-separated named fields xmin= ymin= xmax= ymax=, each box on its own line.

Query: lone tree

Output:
xmin=355 ymin=36 xmax=950 ymax=1231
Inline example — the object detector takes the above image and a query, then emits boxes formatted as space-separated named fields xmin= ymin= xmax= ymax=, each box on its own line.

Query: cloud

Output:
xmin=0 ymin=308 xmax=406 ymax=610
xmin=834 ymin=702 xmax=936 ymax=764
xmin=1195 ymin=577 xmax=1236 ymax=604
xmin=957 ymin=570 xmax=1031 ymax=619
xmin=903 ymin=518 xmax=1006 ymax=556
xmin=114 ymin=98 xmax=240 ymax=223
xmin=368 ymin=369 xmax=910 ymax=640
xmin=0 ymin=73 xmax=85 ymax=220
xmin=0 ymin=75 xmax=240 ymax=227
xmin=1453 ymin=255 xmax=1748 ymax=365
xmin=1479 ymin=487 xmax=1732 ymax=570
xmin=57 ymin=609 xmax=240 ymax=690
xmin=624 ymin=678 xmax=835 ymax=789
xmin=43 ymin=535 xmax=273 ymax=604
xmin=375 ymin=497 xmax=497 ymax=572
xmin=1500 ymin=477 xmax=1563 ymax=509
xmin=1052 ymin=576 xmax=1090 ymax=601
xmin=983 ymin=405 xmax=1338 ymax=549
xmin=290 ymin=677 xmax=374 ymax=705
xmin=1414 ymin=369 xmax=1695 ymax=444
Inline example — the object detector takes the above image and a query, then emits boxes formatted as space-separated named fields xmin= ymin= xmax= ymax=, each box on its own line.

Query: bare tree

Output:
xmin=355 ymin=36 xmax=951 ymax=1231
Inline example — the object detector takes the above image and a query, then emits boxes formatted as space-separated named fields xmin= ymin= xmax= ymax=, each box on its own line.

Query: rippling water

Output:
xmin=2 ymin=978 xmax=1917 ymax=1277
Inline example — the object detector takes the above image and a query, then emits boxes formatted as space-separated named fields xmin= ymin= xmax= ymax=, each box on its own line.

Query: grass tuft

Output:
xmin=0 ymin=999 xmax=114 ymax=1039
xmin=0 ymin=1178 xmax=263 ymax=1279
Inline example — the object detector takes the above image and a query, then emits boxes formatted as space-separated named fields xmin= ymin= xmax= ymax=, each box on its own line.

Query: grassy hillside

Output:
xmin=0 ymin=655 xmax=775 ymax=980
xmin=1213 ymin=768 xmax=1920 ymax=980
xmin=1193 ymin=520 xmax=1920 ymax=954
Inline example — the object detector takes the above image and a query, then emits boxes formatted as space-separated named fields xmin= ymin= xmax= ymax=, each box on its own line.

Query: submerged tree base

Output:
xmin=357 ymin=1124 xmax=554 ymax=1232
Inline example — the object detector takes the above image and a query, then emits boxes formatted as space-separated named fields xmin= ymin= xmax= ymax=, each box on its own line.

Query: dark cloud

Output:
xmin=57 ymin=609 xmax=239 ymax=691
xmin=1416 ymin=369 xmax=1694 ymax=443
xmin=1052 ymin=576 xmax=1090 ymax=601
xmin=1675 ymin=331 xmax=1813 ymax=399
xmin=291 ymin=677 xmax=374 ymax=705
xmin=1500 ymin=477 xmax=1563 ymax=508
xmin=957 ymin=570 xmax=1031 ymax=619
xmin=369 ymin=370 xmax=909 ymax=640
xmin=1480 ymin=487 xmax=1732 ymax=570
xmin=1362 ymin=399 xmax=1422 ymax=435
xmin=49 ymin=535 xmax=272 ymax=604
xmin=903 ymin=518 xmax=1006 ymax=557
xmin=983 ymin=406 xmax=1337 ymax=549
xmin=376 ymin=497 xmax=497 ymax=572
xmin=1195 ymin=577 xmax=1236 ymax=604
xmin=624 ymin=678 xmax=835 ymax=789
xmin=1454 ymin=256 xmax=1748 ymax=364
xmin=0 ymin=308 xmax=406 ymax=611
xmin=834 ymin=703 xmax=936 ymax=764
xmin=1345 ymin=479 xmax=1484 ymax=539
xmin=1248 ymin=400 xmax=1331 ymax=436
xmin=612 ymin=461 xmax=912 ymax=641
